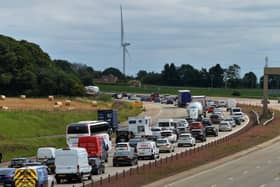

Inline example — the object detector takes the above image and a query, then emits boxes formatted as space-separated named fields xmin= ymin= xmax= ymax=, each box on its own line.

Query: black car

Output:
xmin=191 ymin=129 xmax=206 ymax=142
xmin=231 ymin=116 xmax=242 ymax=125
xmin=202 ymin=118 xmax=212 ymax=127
xmin=113 ymin=150 xmax=138 ymax=167
xmin=9 ymin=158 xmax=31 ymax=168
xmin=89 ymin=157 xmax=105 ymax=175
xmin=128 ymin=137 xmax=143 ymax=149
xmin=116 ymin=128 xmax=135 ymax=143
xmin=205 ymin=125 xmax=218 ymax=137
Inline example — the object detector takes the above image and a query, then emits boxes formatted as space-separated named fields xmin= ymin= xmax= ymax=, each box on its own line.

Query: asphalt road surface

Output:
xmin=58 ymin=102 xmax=249 ymax=187
xmin=145 ymin=98 xmax=280 ymax=187
xmin=147 ymin=138 xmax=280 ymax=187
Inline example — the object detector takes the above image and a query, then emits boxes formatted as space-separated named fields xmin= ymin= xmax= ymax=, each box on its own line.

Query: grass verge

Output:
xmin=0 ymin=100 xmax=142 ymax=161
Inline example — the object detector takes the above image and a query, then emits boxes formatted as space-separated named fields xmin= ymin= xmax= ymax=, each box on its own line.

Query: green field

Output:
xmin=0 ymin=101 xmax=141 ymax=161
xmin=98 ymin=84 xmax=272 ymax=98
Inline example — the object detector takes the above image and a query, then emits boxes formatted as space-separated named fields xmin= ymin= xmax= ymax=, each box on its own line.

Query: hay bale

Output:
xmin=65 ymin=100 xmax=71 ymax=106
xmin=55 ymin=101 xmax=63 ymax=106
xmin=1 ymin=106 xmax=8 ymax=110
xmin=67 ymin=107 xmax=75 ymax=111
xmin=0 ymin=95 xmax=5 ymax=100
xmin=20 ymin=95 xmax=26 ymax=99
xmin=48 ymin=96 xmax=54 ymax=101
xmin=91 ymin=101 xmax=97 ymax=107
xmin=53 ymin=105 xmax=60 ymax=111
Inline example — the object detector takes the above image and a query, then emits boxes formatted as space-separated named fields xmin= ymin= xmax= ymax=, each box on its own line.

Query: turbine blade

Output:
xmin=120 ymin=5 xmax=124 ymax=45
xmin=125 ymin=47 xmax=131 ymax=62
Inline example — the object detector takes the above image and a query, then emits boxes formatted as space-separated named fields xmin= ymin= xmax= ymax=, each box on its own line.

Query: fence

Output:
xmin=84 ymin=111 xmax=257 ymax=187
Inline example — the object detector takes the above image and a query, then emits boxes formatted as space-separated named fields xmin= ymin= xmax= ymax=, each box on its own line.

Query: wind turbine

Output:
xmin=120 ymin=5 xmax=130 ymax=76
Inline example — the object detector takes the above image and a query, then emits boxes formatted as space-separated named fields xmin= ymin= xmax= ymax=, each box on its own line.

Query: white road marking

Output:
xmin=210 ymin=185 xmax=217 ymax=187
xmin=260 ymin=184 xmax=266 ymax=187
xmin=274 ymin=177 xmax=280 ymax=181
xmin=256 ymin=166 xmax=261 ymax=169
xmin=228 ymin=177 xmax=234 ymax=181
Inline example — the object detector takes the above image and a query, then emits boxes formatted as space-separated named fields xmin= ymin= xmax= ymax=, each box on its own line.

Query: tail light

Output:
xmin=166 ymin=144 xmax=170 ymax=147
xmin=77 ymin=165 xmax=80 ymax=172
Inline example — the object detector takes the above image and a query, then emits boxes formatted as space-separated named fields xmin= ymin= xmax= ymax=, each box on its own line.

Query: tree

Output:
xmin=225 ymin=64 xmax=241 ymax=88
xmin=103 ymin=67 xmax=125 ymax=80
xmin=161 ymin=63 xmax=180 ymax=85
xmin=209 ymin=64 xmax=224 ymax=88
xmin=242 ymin=72 xmax=257 ymax=88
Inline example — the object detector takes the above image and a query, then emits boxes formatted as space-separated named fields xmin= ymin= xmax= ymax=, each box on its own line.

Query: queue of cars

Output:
xmin=0 ymin=97 xmax=246 ymax=186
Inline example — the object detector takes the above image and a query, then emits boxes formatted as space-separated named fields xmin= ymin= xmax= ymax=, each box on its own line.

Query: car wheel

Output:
xmin=78 ymin=174 xmax=83 ymax=183
xmin=56 ymin=177 xmax=61 ymax=184
xmin=113 ymin=163 xmax=117 ymax=167
xmin=88 ymin=173 xmax=92 ymax=180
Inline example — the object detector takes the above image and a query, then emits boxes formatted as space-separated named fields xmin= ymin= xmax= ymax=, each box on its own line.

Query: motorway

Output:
xmin=58 ymin=101 xmax=249 ymax=187
xmin=145 ymin=99 xmax=280 ymax=187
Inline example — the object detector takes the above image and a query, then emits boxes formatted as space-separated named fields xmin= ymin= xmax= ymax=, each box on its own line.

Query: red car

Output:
xmin=189 ymin=121 xmax=204 ymax=131
xmin=207 ymin=106 xmax=215 ymax=113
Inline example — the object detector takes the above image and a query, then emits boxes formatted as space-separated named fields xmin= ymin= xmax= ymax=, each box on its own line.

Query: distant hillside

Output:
xmin=0 ymin=35 xmax=95 ymax=96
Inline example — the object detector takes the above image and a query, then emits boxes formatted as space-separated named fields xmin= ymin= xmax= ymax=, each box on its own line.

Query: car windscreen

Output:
xmin=151 ymin=128 xmax=161 ymax=131
xmin=158 ymin=122 xmax=170 ymax=127
xmin=11 ymin=159 xmax=26 ymax=165
xmin=114 ymin=151 xmax=130 ymax=157
xmin=156 ymin=139 xmax=167 ymax=144
xmin=180 ymin=135 xmax=190 ymax=139
xmin=232 ymin=108 xmax=241 ymax=112
xmin=116 ymin=144 xmax=128 ymax=148
xmin=161 ymin=132 xmax=172 ymax=136
xmin=0 ymin=169 xmax=14 ymax=175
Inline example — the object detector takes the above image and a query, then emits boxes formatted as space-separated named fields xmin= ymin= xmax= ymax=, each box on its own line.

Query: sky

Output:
xmin=1 ymin=0 xmax=280 ymax=79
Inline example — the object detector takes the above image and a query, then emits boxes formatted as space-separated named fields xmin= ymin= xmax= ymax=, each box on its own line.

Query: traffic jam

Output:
xmin=0 ymin=92 xmax=248 ymax=187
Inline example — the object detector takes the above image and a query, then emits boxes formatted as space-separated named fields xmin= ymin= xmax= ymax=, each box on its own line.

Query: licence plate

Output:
xmin=118 ymin=158 xmax=125 ymax=160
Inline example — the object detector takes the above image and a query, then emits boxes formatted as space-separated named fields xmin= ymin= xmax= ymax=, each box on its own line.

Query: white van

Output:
xmin=157 ymin=119 xmax=176 ymax=130
xmin=55 ymin=147 xmax=92 ymax=184
xmin=136 ymin=141 xmax=159 ymax=160
xmin=230 ymin=107 xmax=242 ymax=115
xmin=37 ymin=147 xmax=56 ymax=160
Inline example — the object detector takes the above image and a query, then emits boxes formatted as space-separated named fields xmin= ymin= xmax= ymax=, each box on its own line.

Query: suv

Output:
xmin=177 ymin=133 xmax=196 ymax=147
xmin=156 ymin=138 xmax=175 ymax=153
xmin=189 ymin=121 xmax=204 ymax=131
xmin=191 ymin=129 xmax=206 ymax=142
xmin=205 ymin=126 xmax=218 ymax=137
xmin=113 ymin=150 xmax=138 ymax=167
xmin=89 ymin=157 xmax=105 ymax=175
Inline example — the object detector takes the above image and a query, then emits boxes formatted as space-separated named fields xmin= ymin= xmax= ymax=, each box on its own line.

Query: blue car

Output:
xmin=0 ymin=168 xmax=15 ymax=187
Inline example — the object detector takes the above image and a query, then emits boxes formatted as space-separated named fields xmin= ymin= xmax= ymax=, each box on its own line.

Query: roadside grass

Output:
xmin=0 ymin=100 xmax=142 ymax=161
xmin=113 ymin=105 xmax=280 ymax=186
xmin=98 ymin=84 xmax=268 ymax=98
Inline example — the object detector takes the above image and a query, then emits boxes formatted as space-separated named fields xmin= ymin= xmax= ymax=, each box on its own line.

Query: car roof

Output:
xmin=180 ymin=133 xmax=192 ymax=136
xmin=156 ymin=138 xmax=169 ymax=141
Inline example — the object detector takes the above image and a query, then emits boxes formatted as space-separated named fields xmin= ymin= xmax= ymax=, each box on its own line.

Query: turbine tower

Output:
xmin=120 ymin=5 xmax=130 ymax=76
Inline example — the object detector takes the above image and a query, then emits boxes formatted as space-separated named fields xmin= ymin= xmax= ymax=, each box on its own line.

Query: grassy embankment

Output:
xmin=98 ymin=84 xmax=276 ymax=99
xmin=0 ymin=98 xmax=142 ymax=161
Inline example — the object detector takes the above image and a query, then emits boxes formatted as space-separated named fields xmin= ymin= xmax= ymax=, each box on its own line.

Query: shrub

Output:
xmin=232 ymin=90 xmax=241 ymax=96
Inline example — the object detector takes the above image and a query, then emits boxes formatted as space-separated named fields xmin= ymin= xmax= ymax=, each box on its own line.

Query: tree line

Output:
xmin=0 ymin=34 xmax=279 ymax=96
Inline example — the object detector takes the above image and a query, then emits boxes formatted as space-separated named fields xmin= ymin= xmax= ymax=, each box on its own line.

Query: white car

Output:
xmin=177 ymin=133 xmax=196 ymax=147
xmin=115 ymin=142 xmax=133 ymax=151
xmin=151 ymin=127 xmax=162 ymax=137
xmin=156 ymin=138 xmax=175 ymax=153
xmin=160 ymin=130 xmax=177 ymax=143
xmin=219 ymin=121 xmax=232 ymax=132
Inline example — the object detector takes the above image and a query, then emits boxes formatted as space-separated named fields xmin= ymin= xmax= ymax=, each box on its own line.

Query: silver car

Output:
xmin=177 ymin=133 xmax=196 ymax=147
xmin=219 ymin=121 xmax=232 ymax=131
xmin=156 ymin=138 xmax=175 ymax=153
xmin=224 ymin=118 xmax=236 ymax=128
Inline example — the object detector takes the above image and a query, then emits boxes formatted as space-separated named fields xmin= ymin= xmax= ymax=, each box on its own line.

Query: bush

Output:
xmin=232 ymin=90 xmax=241 ymax=96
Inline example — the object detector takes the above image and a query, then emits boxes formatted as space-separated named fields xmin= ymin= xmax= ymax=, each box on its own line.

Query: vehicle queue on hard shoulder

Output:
xmin=0 ymin=99 xmax=246 ymax=186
